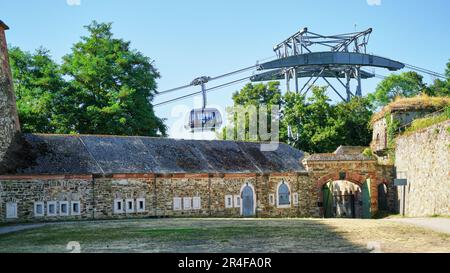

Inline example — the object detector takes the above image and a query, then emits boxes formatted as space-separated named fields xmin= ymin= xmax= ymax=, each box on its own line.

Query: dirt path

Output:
xmin=385 ymin=217 xmax=450 ymax=234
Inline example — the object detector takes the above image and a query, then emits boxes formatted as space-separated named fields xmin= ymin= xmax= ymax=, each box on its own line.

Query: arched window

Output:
xmin=277 ymin=181 xmax=291 ymax=207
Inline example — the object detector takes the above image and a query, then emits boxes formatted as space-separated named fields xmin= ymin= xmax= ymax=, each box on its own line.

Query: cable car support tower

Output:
xmin=251 ymin=27 xmax=405 ymax=101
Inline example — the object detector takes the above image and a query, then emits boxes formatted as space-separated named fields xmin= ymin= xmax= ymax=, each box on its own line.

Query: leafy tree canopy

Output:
xmin=426 ymin=60 xmax=450 ymax=97
xmin=369 ymin=60 xmax=450 ymax=107
xmin=9 ymin=46 xmax=65 ymax=133
xmin=9 ymin=21 xmax=166 ymax=136
xmin=368 ymin=71 xmax=427 ymax=107
xmin=283 ymin=87 xmax=373 ymax=153
xmin=226 ymin=83 xmax=373 ymax=153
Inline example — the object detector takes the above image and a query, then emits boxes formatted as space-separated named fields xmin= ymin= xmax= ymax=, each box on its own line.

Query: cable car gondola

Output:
xmin=185 ymin=76 xmax=223 ymax=132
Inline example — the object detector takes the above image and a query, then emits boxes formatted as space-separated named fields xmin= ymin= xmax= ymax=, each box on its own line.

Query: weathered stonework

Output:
xmin=0 ymin=173 xmax=319 ymax=223
xmin=395 ymin=120 xmax=450 ymax=217
xmin=0 ymin=176 xmax=93 ymax=222
xmin=304 ymin=149 xmax=396 ymax=217
xmin=0 ymin=21 xmax=20 ymax=167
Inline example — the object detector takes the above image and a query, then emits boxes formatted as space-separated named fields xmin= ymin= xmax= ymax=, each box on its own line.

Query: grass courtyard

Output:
xmin=0 ymin=218 xmax=448 ymax=253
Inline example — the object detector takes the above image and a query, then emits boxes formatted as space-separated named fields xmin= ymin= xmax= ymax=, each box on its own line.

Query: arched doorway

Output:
xmin=241 ymin=183 xmax=255 ymax=217
xmin=322 ymin=180 xmax=363 ymax=218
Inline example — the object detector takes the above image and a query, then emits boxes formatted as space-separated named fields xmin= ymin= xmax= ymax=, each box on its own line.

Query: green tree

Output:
xmin=284 ymin=88 xmax=373 ymax=153
xmin=427 ymin=60 xmax=450 ymax=97
xmin=60 ymin=21 xmax=166 ymax=136
xmin=284 ymin=86 xmax=343 ymax=153
xmin=9 ymin=46 xmax=65 ymax=133
xmin=368 ymin=71 xmax=427 ymax=107
xmin=220 ymin=82 xmax=282 ymax=140
xmin=334 ymin=96 xmax=373 ymax=147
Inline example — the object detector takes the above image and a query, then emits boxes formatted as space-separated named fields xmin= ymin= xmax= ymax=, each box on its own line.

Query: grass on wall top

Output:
xmin=401 ymin=107 xmax=450 ymax=137
xmin=371 ymin=95 xmax=450 ymax=124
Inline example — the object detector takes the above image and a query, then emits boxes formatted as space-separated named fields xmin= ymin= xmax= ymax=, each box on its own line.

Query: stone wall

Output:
xmin=395 ymin=120 xmax=450 ymax=217
xmin=304 ymin=159 xmax=396 ymax=217
xmin=0 ymin=22 xmax=21 ymax=167
xmin=0 ymin=172 xmax=318 ymax=223
xmin=0 ymin=175 xmax=93 ymax=222
xmin=371 ymin=118 xmax=388 ymax=153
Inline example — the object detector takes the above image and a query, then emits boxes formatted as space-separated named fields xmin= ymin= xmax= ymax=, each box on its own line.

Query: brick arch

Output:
xmin=315 ymin=171 xmax=380 ymax=217
xmin=316 ymin=171 xmax=372 ymax=189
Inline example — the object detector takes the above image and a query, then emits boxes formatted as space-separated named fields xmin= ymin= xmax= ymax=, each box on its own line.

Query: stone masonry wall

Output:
xmin=0 ymin=23 xmax=21 ymax=166
xmin=0 ymin=173 xmax=317 ymax=223
xmin=395 ymin=120 xmax=450 ymax=217
xmin=0 ymin=176 xmax=93 ymax=222
xmin=305 ymin=159 xmax=396 ymax=217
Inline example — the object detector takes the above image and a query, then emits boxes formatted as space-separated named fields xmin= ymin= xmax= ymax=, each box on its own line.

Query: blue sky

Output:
xmin=2 ymin=0 xmax=449 ymax=138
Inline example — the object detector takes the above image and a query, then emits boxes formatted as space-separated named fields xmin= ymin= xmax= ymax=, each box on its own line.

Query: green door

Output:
xmin=362 ymin=179 xmax=371 ymax=219
xmin=323 ymin=182 xmax=334 ymax=218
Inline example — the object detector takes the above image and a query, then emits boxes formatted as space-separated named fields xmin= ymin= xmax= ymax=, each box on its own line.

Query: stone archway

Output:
xmin=316 ymin=171 xmax=378 ymax=219
xmin=322 ymin=180 xmax=362 ymax=218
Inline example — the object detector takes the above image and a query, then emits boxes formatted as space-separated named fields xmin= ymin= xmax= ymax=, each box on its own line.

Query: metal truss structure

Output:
xmin=251 ymin=27 xmax=405 ymax=101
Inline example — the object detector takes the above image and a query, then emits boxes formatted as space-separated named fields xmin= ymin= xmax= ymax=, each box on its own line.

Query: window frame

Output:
xmin=173 ymin=197 xmax=182 ymax=211
xmin=192 ymin=197 xmax=201 ymax=210
xmin=34 ymin=201 xmax=45 ymax=217
xmin=233 ymin=195 xmax=241 ymax=208
xmin=276 ymin=181 xmax=291 ymax=208
xmin=71 ymin=201 xmax=81 ymax=216
xmin=293 ymin=192 xmax=299 ymax=206
xmin=183 ymin=197 xmax=192 ymax=210
xmin=125 ymin=198 xmax=135 ymax=213
xmin=113 ymin=199 xmax=124 ymax=214
xmin=47 ymin=201 xmax=58 ymax=217
xmin=59 ymin=201 xmax=69 ymax=216
xmin=136 ymin=198 xmax=146 ymax=213
xmin=6 ymin=202 xmax=18 ymax=219
xmin=225 ymin=195 xmax=233 ymax=208
xmin=269 ymin=194 xmax=275 ymax=206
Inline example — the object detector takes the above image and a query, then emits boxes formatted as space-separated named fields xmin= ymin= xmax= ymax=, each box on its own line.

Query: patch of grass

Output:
xmin=0 ymin=218 xmax=448 ymax=253
xmin=362 ymin=148 xmax=375 ymax=158
xmin=402 ymin=107 xmax=450 ymax=136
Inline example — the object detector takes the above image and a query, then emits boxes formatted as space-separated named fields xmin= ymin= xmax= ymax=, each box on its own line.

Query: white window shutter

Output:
xmin=193 ymin=197 xmax=201 ymax=209
xmin=173 ymin=197 xmax=182 ymax=211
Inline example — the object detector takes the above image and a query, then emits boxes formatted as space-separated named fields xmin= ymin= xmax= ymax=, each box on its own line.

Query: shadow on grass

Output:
xmin=0 ymin=218 xmax=371 ymax=253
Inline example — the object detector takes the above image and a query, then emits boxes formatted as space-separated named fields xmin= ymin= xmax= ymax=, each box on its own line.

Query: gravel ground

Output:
xmin=385 ymin=217 xmax=450 ymax=234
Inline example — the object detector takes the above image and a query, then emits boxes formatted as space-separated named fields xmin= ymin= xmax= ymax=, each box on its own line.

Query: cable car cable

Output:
xmin=155 ymin=55 xmax=277 ymax=96
xmin=404 ymin=63 xmax=446 ymax=79
xmin=153 ymin=76 xmax=250 ymax=107
xmin=155 ymin=65 xmax=258 ymax=96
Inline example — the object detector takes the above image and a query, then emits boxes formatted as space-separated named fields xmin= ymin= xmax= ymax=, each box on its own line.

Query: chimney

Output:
xmin=0 ymin=20 xmax=21 ymax=167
